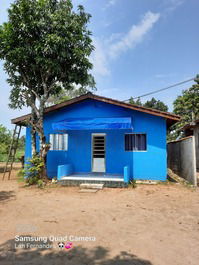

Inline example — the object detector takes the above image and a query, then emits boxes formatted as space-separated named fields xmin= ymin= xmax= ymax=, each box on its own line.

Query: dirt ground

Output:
xmin=0 ymin=166 xmax=199 ymax=265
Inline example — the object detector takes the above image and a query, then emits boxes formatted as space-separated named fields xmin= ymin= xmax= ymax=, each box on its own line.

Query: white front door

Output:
xmin=92 ymin=134 xmax=106 ymax=172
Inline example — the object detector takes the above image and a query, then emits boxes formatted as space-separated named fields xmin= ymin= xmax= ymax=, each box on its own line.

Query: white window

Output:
xmin=49 ymin=134 xmax=68 ymax=151
xmin=125 ymin=134 xmax=147 ymax=151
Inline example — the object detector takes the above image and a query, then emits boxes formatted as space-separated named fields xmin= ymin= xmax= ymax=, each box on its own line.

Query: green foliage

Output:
xmin=129 ymin=97 xmax=142 ymax=106
xmin=0 ymin=124 xmax=12 ymax=161
xmin=18 ymin=135 xmax=25 ymax=150
xmin=129 ymin=97 xmax=168 ymax=112
xmin=129 ymin=179 xmax=137 ymax=188
xmin=23 ymin=155 xmax=44 ymax=185
xmin=37 ymin=179 xmax=45 ymax=188
xmin=0 ymin=0 xmax=95 ymax=110
xmin=0 ymin=0 xmax=95 ymax=171
xmin=0 ymin=124 xmax=25 ymax=162
xmin=17 ymin=168 xmax=25 ymax=183
xmin=47 ymin=86 xmax=93 ymax=105
xmin=168 ymin=75 xmax=199 ymax=141
xmin=144 ymin=97 xmax=168 ymax=112
xmin=173 ymin=75 xmax=199 ymax=123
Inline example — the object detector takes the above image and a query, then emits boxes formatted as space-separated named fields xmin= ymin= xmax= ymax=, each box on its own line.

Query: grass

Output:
xmin=128 ymin=179 xmax=137 ymax=188
xmin=0 ymin=149 xmax=24 ymax=163
xmin=17 ymin=169 xmax=25 ymax=183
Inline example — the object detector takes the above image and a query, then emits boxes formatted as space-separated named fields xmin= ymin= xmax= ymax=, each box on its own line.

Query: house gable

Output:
xmin=11 ymin=93 xmax=180 ymax=127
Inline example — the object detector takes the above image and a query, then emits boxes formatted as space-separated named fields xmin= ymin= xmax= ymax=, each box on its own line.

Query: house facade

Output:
xmin=12 ymin=93 xmax=180 ymax=183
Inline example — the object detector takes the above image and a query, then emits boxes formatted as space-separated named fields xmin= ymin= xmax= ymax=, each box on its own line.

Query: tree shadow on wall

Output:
xmin=0 ymin=236 xmax=153 ymax=265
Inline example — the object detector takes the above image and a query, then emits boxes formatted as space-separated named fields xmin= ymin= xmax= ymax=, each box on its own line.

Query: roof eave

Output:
xmin=11 ymin=93 xmax=181 ymax=127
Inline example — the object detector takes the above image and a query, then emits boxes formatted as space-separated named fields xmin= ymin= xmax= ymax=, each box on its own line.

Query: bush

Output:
xmin=37 ymin=179 xmax=45 ymax=188
xmin=22 ymin=155 xmax=44 ymax=186
xmin=129 ymin=179 xmax=137 ymax=188
xmin=17 ymin=169 xmax=25 ymax=183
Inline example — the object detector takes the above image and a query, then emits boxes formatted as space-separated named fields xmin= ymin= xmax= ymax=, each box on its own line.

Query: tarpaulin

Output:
xmin=52 ymin=117 xmax=132 ymax=130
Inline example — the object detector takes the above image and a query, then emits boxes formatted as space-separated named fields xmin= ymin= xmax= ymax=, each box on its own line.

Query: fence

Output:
xmin=167 ymin=136 xmax=197 ymax=186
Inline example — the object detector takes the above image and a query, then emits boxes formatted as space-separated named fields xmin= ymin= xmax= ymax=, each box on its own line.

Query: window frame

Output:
xmin=124 ymin=133 xmax=147 ymax=152
xmin=49 ymin=133 xmax=68 ymax=151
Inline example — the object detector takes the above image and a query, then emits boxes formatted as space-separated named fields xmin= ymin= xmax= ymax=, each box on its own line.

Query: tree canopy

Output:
xmin=167 ymin=75 xmax=199 ymax=141
xmin=46 ymin=86 xmax=92 ymax=105
xmin=0 ymin=124 xmax=24 ymax=162
xmin=173 ymin=75 xmax=199 ymax=124
xmin=144 ymin=97 xmax=168 ymax=112
xmin=129 ymin=97 xmax=142 ymax=106
xmin=129 ymin=97 xmax=168 ymax=112
xmin=0 ymin=0 xmax=95 ymax=177
xmin=0 ymin=0 xmax=95 ymax=110
xmin=0 ymin=125 xmax=12 ymax=161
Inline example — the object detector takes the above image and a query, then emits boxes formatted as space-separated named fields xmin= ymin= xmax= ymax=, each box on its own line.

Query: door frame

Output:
xmin=91 ymin=133 xmax=106 ymax=172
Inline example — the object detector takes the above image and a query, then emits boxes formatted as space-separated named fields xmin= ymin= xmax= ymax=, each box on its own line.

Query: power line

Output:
xmin=123 ymin=77 xmax=195 ymax=102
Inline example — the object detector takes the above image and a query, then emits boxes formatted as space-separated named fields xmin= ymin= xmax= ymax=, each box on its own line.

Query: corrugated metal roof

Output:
xmin=11 ymin=92 xmax=181 ymax=127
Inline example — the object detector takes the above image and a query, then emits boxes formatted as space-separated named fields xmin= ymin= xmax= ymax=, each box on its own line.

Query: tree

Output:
xmin=144 ymin=97 xmax=168 ymax=112
xmin=0 ymin=0 xmax=95 ymax=178
xmin=0 ymin=125 xmax=12 ymax=161
xmin=47 ymin=86 xmax=93 ymax=105
xmin=173 ymin=76 xmax=199 ymax=123
xmin=0 ymin=125 xmax=25 ymax=162
xmin=129 ymin=97 xmax=142 ymax=106
xmin=168 ymin=75 xmax=199 ymax=141
xmin=129 ymin=97 xmax=168 ymax=112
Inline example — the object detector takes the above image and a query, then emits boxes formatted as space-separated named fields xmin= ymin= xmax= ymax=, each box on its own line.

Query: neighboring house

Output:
xmin=183 ymin=119 xmax=199 ymax=170
xmin=11 ymin=93 xmax=180 ymax=184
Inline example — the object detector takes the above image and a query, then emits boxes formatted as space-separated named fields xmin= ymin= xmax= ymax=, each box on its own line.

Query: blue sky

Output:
xmin=0 ymin=0 xmax=199 ymax=130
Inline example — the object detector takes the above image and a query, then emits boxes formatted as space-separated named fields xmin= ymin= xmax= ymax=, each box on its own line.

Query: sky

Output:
xmin=0 ymin=0 xmax=199 ymax=130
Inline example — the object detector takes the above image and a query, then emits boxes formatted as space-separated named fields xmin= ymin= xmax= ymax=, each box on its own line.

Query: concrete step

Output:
xmin=58 ymin=179 xmax=127 ymax=188
xmin=136 ymin=180 xmax=158 ymax=185
xmin=79 ymin=183 xmax=104 ymax=190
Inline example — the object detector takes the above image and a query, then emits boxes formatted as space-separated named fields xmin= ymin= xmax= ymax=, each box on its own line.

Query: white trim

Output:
xmin=61 ymin=176 xmax=123 ymax=182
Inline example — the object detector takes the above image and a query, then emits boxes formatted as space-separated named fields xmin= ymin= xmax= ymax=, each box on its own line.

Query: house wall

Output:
xmin=167 ymin=136 xmax=197 ymax=186
xmin=193 ymin=126 xmax=199 ymax=169
xmin=25 ymin=99 xmax=167 ymax=181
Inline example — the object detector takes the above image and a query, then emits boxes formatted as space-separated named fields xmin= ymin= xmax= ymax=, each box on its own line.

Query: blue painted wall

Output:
xmin=25 ymin=99 xmax=167 ymax=181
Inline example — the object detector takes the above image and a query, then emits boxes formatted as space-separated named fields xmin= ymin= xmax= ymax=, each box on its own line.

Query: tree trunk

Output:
xmin=39 ymin=132 xmax=49 ymax=181
xmin=37 ymin=98 xmax=50 ymax=181
xmin=30 ymin=94 xmax=37 ymax=156
xmin=31 ymin=129 xmax=37 ymax=156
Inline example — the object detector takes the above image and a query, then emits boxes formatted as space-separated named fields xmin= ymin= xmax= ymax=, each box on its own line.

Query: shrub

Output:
xmin=23 ymin=155 xmax=44 ymax=186
xmin=129 ymin=179 xmax=137 ymax=188
xmin=17 ymin=169 xmax=25 ymax=183
xmin=37 ymin=179 xmax=45 ymax=188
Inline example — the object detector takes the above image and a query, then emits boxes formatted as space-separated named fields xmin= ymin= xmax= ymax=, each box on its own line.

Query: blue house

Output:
xmin=12 ymin=93 xmax=180 ymax=185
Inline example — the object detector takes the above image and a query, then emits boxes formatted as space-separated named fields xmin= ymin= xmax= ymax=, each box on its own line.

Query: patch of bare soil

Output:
xmin=0 ymin=168 xmax=199 ymax=265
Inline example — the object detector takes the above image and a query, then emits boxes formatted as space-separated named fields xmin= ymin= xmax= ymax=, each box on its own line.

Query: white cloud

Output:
xmin=108 ymin=0 xmax=116 ymax=6
xmin=91 ymin=11 xmax=160 ymax=77
xmin=104 ymin=0 xmax=117 ymax=9
xmin=102 ymin=0 xmax=118 ymax=10
xmin=109 ymin=11 xmax=160 ymax=59
xmin=164 ymin=0 xmax=185 ymax=14
xmin=91 ymin=38 xmax=110 ymax=77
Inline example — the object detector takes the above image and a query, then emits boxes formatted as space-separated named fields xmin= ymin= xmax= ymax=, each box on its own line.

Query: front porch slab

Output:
xmin=61 ymin=176 xmax=124 ymax=182
xmin=58 ymin=173 xmax=127 ymax=188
